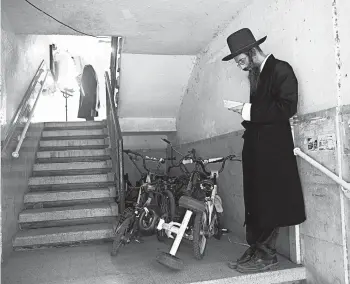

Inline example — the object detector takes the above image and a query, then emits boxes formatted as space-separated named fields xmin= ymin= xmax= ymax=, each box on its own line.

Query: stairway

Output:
xmin=13 ymin=121 xmax=119 ymax=250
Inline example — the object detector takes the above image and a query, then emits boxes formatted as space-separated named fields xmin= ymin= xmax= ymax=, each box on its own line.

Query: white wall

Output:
xmin=119 ymin=54 xmax=195 ymax=118
xmin=177 ymin=0 xmax=339 ymax=143
xmin=338 ymin=0 xmax=350 ymax=106
xmin=1 ymin=15 xmax=50 ymax=136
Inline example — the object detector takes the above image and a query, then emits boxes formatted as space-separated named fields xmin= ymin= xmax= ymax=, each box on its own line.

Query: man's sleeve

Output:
xmin=250 ymin=63 xmax=298 ymax=123
xmin=241 ymin=103 xmax=251 ymax=121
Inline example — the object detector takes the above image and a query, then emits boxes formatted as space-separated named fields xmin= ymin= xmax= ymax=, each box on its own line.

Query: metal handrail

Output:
xmin=294 ymin=148 xmax=350 ymax=195
xmin=105 ymin=72 xmax=121 ymax=138
xmin=1 ymin=60 xmax=45 ymax=153
xmin=12 ymin=70 xmax=49 ymax=158
xmin=105 ymin=71 xmax=125 ymax=213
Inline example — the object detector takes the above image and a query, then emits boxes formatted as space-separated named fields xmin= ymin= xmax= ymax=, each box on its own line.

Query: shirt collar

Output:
xmin=260 ymin=54 xmax=271 ymax=72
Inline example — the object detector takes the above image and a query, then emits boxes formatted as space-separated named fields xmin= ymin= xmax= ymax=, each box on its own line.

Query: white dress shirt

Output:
xmin=241 ymin=54 xmax=272 ymax=121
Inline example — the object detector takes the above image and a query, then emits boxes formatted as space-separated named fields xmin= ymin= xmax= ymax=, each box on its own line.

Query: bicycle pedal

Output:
xmin=221 ymin=228 xmax=230 ymax=234
xmin=134 ymin=238 xmax=145 ymax=244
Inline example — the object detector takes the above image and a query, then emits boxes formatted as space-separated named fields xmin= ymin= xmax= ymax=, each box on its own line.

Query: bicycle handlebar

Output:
xmin=123 ymin=149 xmax=176 ymax=173
xmin=161 ymin=138 xmax=171 ymax=145
xmin=182 ymin=154 xmax=241 ymax=176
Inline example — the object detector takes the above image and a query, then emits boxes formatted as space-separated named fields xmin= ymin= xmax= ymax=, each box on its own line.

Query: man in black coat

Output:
xmin=222 ymin=28 xmax=306 ymax=273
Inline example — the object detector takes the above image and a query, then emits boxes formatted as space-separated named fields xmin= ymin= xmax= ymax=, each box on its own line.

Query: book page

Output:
xmin=223 ymin=99 xmax=244 ymax=109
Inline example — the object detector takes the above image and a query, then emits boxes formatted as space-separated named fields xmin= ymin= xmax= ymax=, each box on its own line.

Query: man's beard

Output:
xmin=248 ymin=66 xmax=260 ymax=96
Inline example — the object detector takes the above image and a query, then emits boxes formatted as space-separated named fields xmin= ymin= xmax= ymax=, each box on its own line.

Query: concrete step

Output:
xmin=44 ymin=121 xmax=106 ymax=130
xmin=32 ymin=160 xmax=112 ymax=176
xmin=39 ymin=138 xmax=108 ymax=151
xmin=188 ymin=268 xmax=306 ymax=284
xmin=36 ymin=148 xmax=111 ymax=163
xmin=41 ymin=128 xmax=108 ymax=140
xmin=28 ymin=173 xmax=115 ymax=190
xmin=23 ymin=187 xmax=117 ymax=208
xmin=13 ymin=223 xmax=114 ymax=249
xmin=18 ymin=203 xmax=118 ymax=229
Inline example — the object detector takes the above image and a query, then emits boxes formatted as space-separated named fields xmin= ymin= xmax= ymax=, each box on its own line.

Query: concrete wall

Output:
xmin=176 ymin=0 xmax=349 ymax=283
xmin=1 ymin=15 xmax=50 ymax=136
xmin=123 ymin=147 xmax=167 ymax=186
xmin=0 ymin=16 xmax=51 ymax=263
xmin=177 ymin=0 xmax=340 ymax=143
xmin=119 ymin=54 xmax=195 ymax=118
xmin=338 ymin=0 xmax=350 ymax=106
xmin=1 ymin=124 xmax=44 ymax=263
xmin=293 ymin=108 xmax=349 ymax=284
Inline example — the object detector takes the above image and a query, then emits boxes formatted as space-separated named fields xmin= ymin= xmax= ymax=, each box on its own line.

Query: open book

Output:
xmin=223 ymin=99 xmax=244 ymax=109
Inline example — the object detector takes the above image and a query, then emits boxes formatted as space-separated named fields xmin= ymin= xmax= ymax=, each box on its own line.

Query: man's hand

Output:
xmin=228 ymin=104 xmax=244 ymax=115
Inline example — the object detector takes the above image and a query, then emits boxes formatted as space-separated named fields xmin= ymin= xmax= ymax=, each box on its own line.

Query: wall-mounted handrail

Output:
xmin=12 ymin=70 xmax=49 ymax=158
xmin=294 ymin=148 xmax=350 ymax=194
xmin=1 ymin=60 xmax=45 ymax=153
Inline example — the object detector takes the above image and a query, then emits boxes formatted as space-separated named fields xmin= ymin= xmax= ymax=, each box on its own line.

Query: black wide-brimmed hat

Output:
xmin=222 ymin=28 xmax=267 ymax=61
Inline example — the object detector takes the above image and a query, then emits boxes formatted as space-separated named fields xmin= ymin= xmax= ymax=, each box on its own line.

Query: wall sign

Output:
xmin=305 ymin=133 xmax=336 ymax=151
xmin=318 ymin=134 xmax=336 ymax=150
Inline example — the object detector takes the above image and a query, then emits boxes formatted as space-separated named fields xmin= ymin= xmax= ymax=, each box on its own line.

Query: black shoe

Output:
xmin=228 ymin=245 xmax=256 ymax=269
xmin=236 ymin=246 xmax=278 ymax=273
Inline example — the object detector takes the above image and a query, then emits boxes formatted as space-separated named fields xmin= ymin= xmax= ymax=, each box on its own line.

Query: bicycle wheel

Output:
xmin=138 ymin=206 xmax=159 ymax=235
xmin=111 ymin=216 xmax=133 ymax=256
xmin=213 ymin=210 xmax=223 ymax=240
xmin=161 ymin=190 xmax=176 ymax=220
xmin=156 ymin=190 xmax=176 ymax=242
xmin=193 ymin=211 xmax=207 ymax=260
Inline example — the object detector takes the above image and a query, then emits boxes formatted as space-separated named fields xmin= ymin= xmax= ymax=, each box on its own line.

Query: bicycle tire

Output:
xmin=156 ymin=190 xmax=176 ymax=242
xmin=111 ymin=216 xmax=132 ymax=256
xmin=193 ymin=211 xmax=207 ymax=260
xmin=138 ymin=206 xmax=159 ymax=235
xmin=162 ymin=189 xmax=176 ymax=220
xmin=156 ymin=252 xmax=184 ymax=271
xmin=213 ymin=211 xmax=223 ymax=240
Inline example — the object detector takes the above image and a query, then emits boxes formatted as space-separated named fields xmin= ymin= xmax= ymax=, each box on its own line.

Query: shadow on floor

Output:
xmin=2 ymin=234 xmax=299 ymax=284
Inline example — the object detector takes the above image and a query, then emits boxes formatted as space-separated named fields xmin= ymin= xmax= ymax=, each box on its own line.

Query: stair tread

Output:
xmin=28 ymin=173 xmax=113 ymax=186
xmin=24 ymin=187 xmax=116 ymax=202
xmin=39 ymin=138 xmax=107 ymax=148
xmin=42 ymin=129 xmax=106 ymax=137
xmin=14 ymin=223 xmax=113 ymax=238
xmin=33 ymin=161 xmax=112 ymax=171
xmin=18 ymin=202 xmax=118 ymax=224
xmin=20 ymin=202 xmax=117 ymax=214
xmin=44 ymin=121 xmax=106 ymax=129
xmin=25 ymin=187 xmax=115 ymax=195
xmin=37 ymin=148 xmax=109 ymax=157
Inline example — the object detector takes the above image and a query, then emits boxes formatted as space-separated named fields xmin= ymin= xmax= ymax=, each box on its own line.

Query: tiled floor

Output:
xmin=2 ymin=234 xmax=301 ymax=284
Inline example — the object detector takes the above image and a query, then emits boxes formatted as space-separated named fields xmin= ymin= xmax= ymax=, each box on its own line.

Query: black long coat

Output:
xmin=77 ymin=65 xmax=100 ymax=119
xmin=242 ymin=55 xmax=306 ymax=229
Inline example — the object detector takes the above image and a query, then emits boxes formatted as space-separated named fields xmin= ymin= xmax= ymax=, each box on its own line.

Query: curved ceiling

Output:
xmin=3 ymin=0 xmax=252 ymax=54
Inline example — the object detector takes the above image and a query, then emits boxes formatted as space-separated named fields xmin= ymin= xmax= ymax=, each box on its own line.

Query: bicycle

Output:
xmin=111 ymin=182 xmax=156 ymax=256
xmin=156 ymin=142 xmax=241 ymax=270
xmin=122 ymin=150 xmax=177 ymax=236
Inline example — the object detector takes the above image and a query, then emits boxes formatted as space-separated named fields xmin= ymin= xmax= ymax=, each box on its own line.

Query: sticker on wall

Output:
xmin=318 ymin=134 xmax=336 ymax=150
xmin=307 ymin=138 xmax=318 ymax=151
